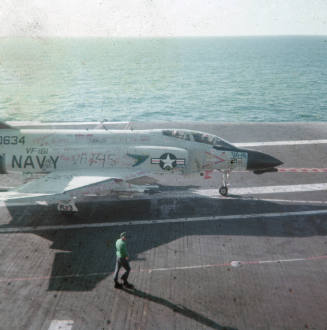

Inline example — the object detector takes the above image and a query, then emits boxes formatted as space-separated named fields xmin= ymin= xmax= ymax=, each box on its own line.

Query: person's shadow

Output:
xmin=121 ymin=287 xmax=237 ymax=330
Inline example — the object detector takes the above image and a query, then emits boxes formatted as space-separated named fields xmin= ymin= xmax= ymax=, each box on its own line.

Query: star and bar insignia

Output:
xmin=151 ymin=153 xmax=185 ymax=170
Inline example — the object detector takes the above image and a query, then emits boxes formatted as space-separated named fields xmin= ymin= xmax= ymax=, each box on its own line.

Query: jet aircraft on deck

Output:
xmin=0 ymin=121 xmax=282 ymax=213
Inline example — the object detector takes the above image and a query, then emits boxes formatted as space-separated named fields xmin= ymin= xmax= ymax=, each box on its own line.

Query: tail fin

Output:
xmin=0 ymin=121 xmax=14 ymax=129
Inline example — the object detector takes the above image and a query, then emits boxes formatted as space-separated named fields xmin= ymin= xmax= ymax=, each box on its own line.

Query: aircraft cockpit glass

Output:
xmin=192 ymin=132 xmax=234 ymax=149
xmin=211 ymin=137 xmax=235 ymax=149
xmin=162 ymin=129 xmax=191 ymax=141
xmin=162 ymin=129 xmax=235 ymax=149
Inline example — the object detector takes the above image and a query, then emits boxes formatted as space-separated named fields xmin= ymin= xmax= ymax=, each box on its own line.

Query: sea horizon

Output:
xmin=1 ymin=36 xmax=326 ymax=122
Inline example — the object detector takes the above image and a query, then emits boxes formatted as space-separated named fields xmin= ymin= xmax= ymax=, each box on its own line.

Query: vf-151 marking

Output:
xmin=0 ymin=121 xmax=282 ymax=213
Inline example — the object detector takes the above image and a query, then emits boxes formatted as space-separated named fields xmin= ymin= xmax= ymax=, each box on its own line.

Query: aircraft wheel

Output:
xmin=219 ymin=186 xmax=228 ymax=196
xmin=60 ymin=211 xmax=75 ymax=217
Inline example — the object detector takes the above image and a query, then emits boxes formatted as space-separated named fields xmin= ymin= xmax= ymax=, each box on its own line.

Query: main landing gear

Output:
xmin=219 ymin=170 xmax=230 ymax=197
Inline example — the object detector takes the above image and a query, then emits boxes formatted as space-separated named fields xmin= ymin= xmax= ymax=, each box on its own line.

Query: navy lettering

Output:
xmin=23 ymin=156 xmax=35 ymax=168
xmin=50 ymin=156 xmax=59 ymax=169
xmin=12 ymin=155 xmax=22 ymax=168
xmin=36 ymin=156 xmax=46 ymax=169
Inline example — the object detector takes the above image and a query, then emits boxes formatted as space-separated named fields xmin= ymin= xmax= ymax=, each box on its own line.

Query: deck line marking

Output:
xmin=235 ymin=139 xmax=327 ymax=147
xmin=2 ymin=178 xmax=326 ymax=205
xmin=278 ymin=168 xmax=327 ymax=173
xmin=0 ymin=209 xmax=327 ymax=233
xmin=8 ymin=121 xmax=129 ymax=127
xmin=146 ymin=255 xmax=327 ymax=271
xmin=254 ymin=198 xmax=327 ymax=205
xmin=143 ymin=263 xmax=230 ymax=272
xmin=194 ymin=183 xmax=327 ymax=197
xmin=1 ymin=255 xmax=327 ymax=284
xmin=1 ymin=189 xmax=327 ymax=208
xmin=204 ymin=168 xmax=327 ymax=176
xmin=48 ymin=320 xmax=74 ymax=330
xmin=230 ymin=183 xmax=327 ymax=195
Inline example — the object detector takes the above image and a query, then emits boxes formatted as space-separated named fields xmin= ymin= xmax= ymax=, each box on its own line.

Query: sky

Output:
xmin=0 ymin=0 xmax=326 ymax=37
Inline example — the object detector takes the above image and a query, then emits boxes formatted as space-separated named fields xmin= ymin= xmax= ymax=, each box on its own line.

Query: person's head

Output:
xmin=120 ymin=232 xmax=127 ymax=240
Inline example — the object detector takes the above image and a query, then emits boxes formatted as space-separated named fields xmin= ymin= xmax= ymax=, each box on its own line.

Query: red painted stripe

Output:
xmin=204 ymin=170 xmax=213 ymax=179
xmin=278 ymin=168 xmax=327 ymax=173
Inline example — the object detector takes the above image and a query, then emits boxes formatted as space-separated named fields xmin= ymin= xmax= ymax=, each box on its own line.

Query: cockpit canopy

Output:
xmin=162 ymin=129 xmax=236 ymax=149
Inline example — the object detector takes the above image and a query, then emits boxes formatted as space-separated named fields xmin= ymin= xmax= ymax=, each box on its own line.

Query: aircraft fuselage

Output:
xmin=0 ymin=128 xmax=254 ymax=175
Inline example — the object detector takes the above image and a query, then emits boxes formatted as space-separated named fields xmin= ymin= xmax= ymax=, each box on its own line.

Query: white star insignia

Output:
xmin=161 ymin=154 xmax=175 ymax=169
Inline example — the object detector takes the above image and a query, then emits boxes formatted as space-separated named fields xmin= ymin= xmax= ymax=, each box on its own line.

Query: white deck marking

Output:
xmin=235 ymin=139 xmax=327 ymax=147
xmin=48 ymin=320 xmax=74 ymax=330
xmin=8 ymin=121 xmax=129 ymax=127
xmin=255 ymin=198 xmax=327 ymax=205
xmin=231 ymin=183 xmax=327 ymax=195
xmin=0 ymin=183 xmax=326 ymax=209
xmin=1 ymin=255 xmax=327 ymax=284
xmin=194 ymin=183 xmax=327 ymax=197
xmin=0 ymin=209 xmax=327 ymax=233
xmin=146 ymin=255 xmax=327 ymax=272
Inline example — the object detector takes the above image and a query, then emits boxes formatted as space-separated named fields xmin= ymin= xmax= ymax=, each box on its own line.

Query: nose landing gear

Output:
xmin=219 ymin=170 xmax=230 ymax=197
xmin=219 ymin=185 xmax=228 ymax=196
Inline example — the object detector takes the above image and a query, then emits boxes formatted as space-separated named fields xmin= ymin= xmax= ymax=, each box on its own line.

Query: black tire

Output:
xmin=60 ymin=211 xmax=75 ymax=217
xmin=219 ymin=186 xmax=228 ymax=196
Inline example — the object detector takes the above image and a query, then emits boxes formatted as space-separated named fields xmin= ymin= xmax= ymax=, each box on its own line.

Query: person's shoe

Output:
xmin=114 ymin=281 xmax=122 ymax=289
xmin=123 ymin=281 xmax=134 ymax=289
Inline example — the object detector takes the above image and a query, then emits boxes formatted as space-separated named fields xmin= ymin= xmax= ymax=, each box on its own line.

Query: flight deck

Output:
xmin=1 ymin=122 xmax=327 ymax=330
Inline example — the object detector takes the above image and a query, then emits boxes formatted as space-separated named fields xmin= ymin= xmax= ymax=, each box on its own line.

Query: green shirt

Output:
xmin=116 ymin=238 xmax=128 ymax=258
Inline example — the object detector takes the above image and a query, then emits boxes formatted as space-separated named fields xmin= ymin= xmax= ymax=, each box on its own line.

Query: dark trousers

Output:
xmin=113 ymin=257 xmax=131 ymax=283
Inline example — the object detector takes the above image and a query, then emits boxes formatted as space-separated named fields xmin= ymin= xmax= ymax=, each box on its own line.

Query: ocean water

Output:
xmin=0 ymin=36 xmax=326 ymax=122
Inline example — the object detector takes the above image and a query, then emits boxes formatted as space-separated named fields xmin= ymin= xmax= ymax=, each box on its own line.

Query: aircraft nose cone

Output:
xmin=246 ymin=150 xmax=283 ymax=171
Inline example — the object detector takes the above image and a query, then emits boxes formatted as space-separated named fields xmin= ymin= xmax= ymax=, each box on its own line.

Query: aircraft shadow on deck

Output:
xmin=1 ymin=193 xmax=327 ymax=293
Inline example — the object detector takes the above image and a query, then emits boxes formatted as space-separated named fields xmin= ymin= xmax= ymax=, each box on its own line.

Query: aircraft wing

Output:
xmin=0 ymin=169 xmax=150 ymax=200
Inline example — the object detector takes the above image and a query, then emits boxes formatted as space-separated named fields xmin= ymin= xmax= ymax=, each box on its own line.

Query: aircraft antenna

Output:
xmin=125 ymin=121 xmax=133 ymax=130
xmin=102 ymin=119 xmax=108 ymax=130
xmin=94 ymin=120 xmax=108 ymax=130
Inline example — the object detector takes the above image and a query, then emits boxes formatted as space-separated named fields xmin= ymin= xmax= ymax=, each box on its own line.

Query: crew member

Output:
xmin=113 ymin=232 xmax=133 ymax=289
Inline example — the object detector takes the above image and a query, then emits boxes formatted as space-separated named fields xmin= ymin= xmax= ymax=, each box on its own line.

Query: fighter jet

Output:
xmin=0 ymin=121 xmax=282 ymax=213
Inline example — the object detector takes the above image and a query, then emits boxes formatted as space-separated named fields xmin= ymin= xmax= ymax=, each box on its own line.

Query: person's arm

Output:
xmin=121 ymin=241 xmax=128 ymax=259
